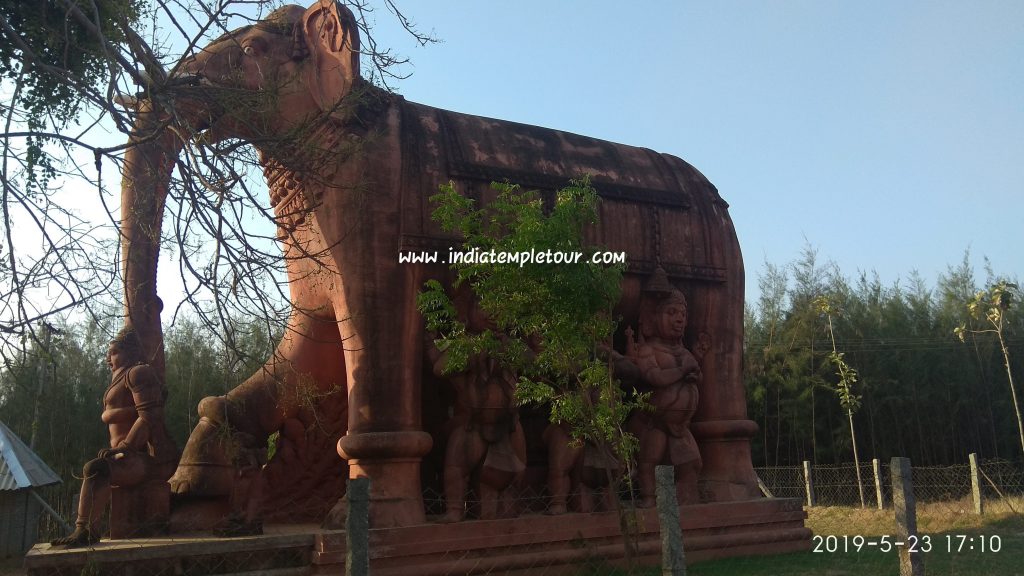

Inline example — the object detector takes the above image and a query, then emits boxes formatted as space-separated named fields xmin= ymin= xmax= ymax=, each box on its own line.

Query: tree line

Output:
xmin=0 ymin=315 xmax=276 ymax=522
xmin=744 ymin=248 xmax=1022 ymax=467
xmin=0 ymin=248 xmax=1016 ymax=510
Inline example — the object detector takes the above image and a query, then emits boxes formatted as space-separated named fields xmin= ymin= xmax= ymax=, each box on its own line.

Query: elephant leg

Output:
xmin=170 ymin=310 xmax=345 ymax=526
xmin=601 ymin=485 xmax=619 ymax=513
xmin=169 ymin=403 xmax=240 ymax=499
xmin=331 ymin=265 xmax=433 ymax=528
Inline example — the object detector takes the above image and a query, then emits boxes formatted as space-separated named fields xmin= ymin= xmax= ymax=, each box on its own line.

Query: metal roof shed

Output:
xmin=0 ymin=422 xmax=61 ymax=557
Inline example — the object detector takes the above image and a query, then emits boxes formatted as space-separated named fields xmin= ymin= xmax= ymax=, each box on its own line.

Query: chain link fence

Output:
xmin=757 ymin=456 xmax=1024 ymax=513
xmin=758 ymin=455 xmax=1024 ymax=576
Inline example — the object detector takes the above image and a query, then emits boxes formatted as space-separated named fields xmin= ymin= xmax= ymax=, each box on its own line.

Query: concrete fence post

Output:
xmin=969 ymin=453 xmax=983 ymax=516
xmin=890 ymin=457 xmax=924 ymax=576
xmin=873 ymin=458 xmax=883 ymax=509
xmin=346 ymin=477 xmax=371 ymax=576
xmin=655 ymin=465 xmax=686 ymax=576
xmin=803 ymin=461 xmax=815 ymax=507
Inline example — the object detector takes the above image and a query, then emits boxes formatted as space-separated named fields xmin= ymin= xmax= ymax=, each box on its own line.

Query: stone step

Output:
xmin=311 ymin=499 xmax=811 ymax=575
xmin=26 ymin=500 xmax=812 ymax=575
xmin=25 ymin=530 xmax=318 ymax=576
xmin=219 ymin=568 xmax=313 ymax=576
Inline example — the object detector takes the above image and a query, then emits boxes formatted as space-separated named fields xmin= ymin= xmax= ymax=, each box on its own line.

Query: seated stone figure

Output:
xmin=51 ymin=328 xmax=178 ymax=547
xmin=629 ymin=287 xmax=702 ymax=507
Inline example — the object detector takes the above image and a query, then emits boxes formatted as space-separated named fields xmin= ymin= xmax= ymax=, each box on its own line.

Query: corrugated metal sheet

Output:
xmin=0 ymin=422 xmax=60 ymax=491
xmin=0 ymin=491 xmax=40 ymax=557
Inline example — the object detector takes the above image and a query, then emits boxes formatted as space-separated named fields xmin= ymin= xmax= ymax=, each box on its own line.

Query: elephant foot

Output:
xmin=437 ymin=510 xmax=464 ymax=524
xmin=50 ymin=526 xmax=99 ymax=548
xmin=213 ymin=516 xmax=263 ymax=537
xmin=170 ymin=417 xmax=235 ymax=497
xmin=545 ymin=503 xmax=568 ymax=515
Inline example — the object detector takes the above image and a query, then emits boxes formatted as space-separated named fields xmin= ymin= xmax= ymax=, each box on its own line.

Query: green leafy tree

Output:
xmin=956 ymin=281 xmax=1023 ymax=460
xmin=418 ymin=178 xmax=640 ymax=461
xmin=815 ymin=295 xmax=865 ymax=506
xmin=745 ymin=248 xmax=1020 ymax=467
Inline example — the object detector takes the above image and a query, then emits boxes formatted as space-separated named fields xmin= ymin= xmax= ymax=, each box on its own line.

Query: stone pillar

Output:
xmin=891 ymin=457 xmax=924 ymax=576
xmin=656 ymin=465 xmax=686 ymax=576
xmin=803 ymin=461 xmax=814 ymax=507
xmin=969 ymin=453 xmax=983 ymax=516
xmin=337 ymin=431 xmax=433 ymax=527
xmin=346 ymin=477 xmax=370 ymax=576
xmin=873 ymin=458 xmax=883 ymax=510
xmin=682 ymin=176 xmax=761 ymax=504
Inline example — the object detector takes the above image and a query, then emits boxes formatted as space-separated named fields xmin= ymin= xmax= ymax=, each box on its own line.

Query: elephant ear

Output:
xmin=301 ymin=0 xmax=360 ymax=113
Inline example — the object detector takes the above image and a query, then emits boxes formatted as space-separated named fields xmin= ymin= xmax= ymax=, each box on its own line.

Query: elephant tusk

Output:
xmin=114 ymin=94 xmax=140 ymax=108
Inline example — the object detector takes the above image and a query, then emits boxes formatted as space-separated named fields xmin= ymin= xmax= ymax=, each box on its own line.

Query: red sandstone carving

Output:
xmin=427 ymin=299 xmax=525 ymax=523
xmin=118 ymin=0 xmax=760 ymax=529
xmin=543 ymin=421 xmax=620 ymax=515
xmin=51 ymin=329 xmax=178 ymax=546
xmin=629 ymin=278 xmax=703 ymax=506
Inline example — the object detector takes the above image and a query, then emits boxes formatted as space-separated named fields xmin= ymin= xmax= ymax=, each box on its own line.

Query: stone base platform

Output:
xmin=25 ymin=526 xmax=318 ymax=576
xmin=25 ymin=498 xmax=809 ymax=575
xmin=313 ymin=497 xmax=810 ymax=575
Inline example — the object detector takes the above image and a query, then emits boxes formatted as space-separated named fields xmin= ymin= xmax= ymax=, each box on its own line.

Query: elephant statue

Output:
xmin=118 ymin=0 xmax=761 ymax=529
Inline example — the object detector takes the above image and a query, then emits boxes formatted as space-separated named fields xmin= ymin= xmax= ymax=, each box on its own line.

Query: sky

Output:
xmin=362 ymin=0 xmax=1022 ymax=303
xmin=25 ymin=0 xmax=1021 ymax=322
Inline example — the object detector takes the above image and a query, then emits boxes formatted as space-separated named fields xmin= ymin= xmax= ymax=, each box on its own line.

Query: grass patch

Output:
xmin=629 ymin=499 xmax=1024 ymax=575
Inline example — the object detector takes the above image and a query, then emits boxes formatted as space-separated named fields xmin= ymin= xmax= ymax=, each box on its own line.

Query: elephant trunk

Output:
xmin=120 ymin=105 xmax=185 ymax=378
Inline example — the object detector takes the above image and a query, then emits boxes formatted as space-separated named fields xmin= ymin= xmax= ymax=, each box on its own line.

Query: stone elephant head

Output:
xmin=121 ymin=0 xmax=363 ymax=369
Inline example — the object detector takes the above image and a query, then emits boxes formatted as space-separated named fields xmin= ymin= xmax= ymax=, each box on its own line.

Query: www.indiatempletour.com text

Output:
xmin=398 ymin=248 xmax=627 ymax=266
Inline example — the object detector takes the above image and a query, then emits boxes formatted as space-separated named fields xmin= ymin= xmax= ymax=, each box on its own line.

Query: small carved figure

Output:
xmin=543 ymin=343 xmax=634 ymax=515
xmin=543 ymin=422 xmax=620 ymax=515
xmin=629 ymin=288 xmax=703 ymax=507
xmin=51 ymin=328 xmax=177 ymax=547
xmin=430 ymin=305 xmax=526 ymax=523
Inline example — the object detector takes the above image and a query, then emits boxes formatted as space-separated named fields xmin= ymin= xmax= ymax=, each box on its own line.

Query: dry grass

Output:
xmin=681 ymin=497 xmax=1024 ymax=576
xmin=808 ymin=495 xmax=1024 ymax=536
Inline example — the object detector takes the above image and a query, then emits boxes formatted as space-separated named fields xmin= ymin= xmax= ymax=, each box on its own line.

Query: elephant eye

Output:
xmin=241 ymin=38 xmax=267 ymax=57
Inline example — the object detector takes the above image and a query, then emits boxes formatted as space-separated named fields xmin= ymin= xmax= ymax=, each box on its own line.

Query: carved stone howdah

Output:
xmin=114 ymin=0 xmax=760 ymax=531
